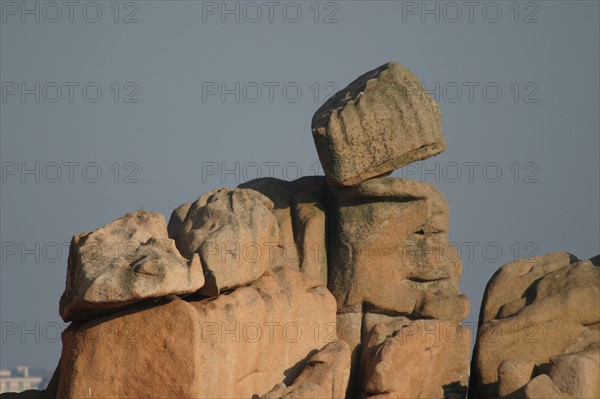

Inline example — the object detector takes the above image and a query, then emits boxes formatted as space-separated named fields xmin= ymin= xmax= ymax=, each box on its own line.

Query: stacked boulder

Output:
xmin=3 ymin=61 xmax=476 ymax=399
xmin=3 ymin=62 xmax=598 ymax=399
xmin=50 ymin=191 xmax=343 ymax=398
xmin=469 ymin=253 xmax=600 ymax=399
xmin=59 ymin=210 xmax=204 ymax=321
xmin=312 ymin=62 xmax=471 ymax=398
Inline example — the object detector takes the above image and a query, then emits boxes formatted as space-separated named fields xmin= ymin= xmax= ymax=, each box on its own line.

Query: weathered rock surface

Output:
xmin=190 ymin=265 xmax=337 ymax=398
xmin=261 ymin=340 xmax=351 ymax=399
xmin=239 ymin=176 xmax=329 ymax=284
xmin=59 ymin=210 xmax=203 ymax=322
xmin=56 ymin=298 xmax=201 ymax=399
xmin=311 ymin=61 xmax=445 ymax=187
xmin=329 ymin=177 xmax=468 ymax=353
xmin=333 ymin=312 xmax=364 ymax=394
xmin=546 ymin=348 xmax=600 ymax=398
xmin=520 ymin=374 xmax=569 ymax=399
xmin=54 ymin=266 xmax=337 ymax=399
xmin=498 ymin=358 xmax=536 ymax=397
xmin=360 ymin=318 xmax=471 ymax=398
xmin=168 ymin=188 xmax=279 ymax=296
xmin=498 ymin=345 xmax=600 ymax=399
xmin=469 ymin=253 xmax=600 ymax=399
xmin=326 ymin=177 xmax=469 ymax=395
xmin=238 ymin=178 xmax=299 ymax=268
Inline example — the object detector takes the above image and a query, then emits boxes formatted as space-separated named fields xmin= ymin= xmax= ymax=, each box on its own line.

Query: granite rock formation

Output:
xmin=56 ymin=266 xmax=336 ymax=399
xmin=360 ymin=318 xmax=470 ymax=398
xmin=59 ymin=210 xmax=204 ymax=322
xmin=5 ymin=62 xmax=596 ymax=399
xmin=469 ymin=253 xmax=600 ymax=399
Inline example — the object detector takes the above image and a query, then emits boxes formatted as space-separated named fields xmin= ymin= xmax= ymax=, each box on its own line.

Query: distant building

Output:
xmin=0 ymin=366 xmax=43 ymax=393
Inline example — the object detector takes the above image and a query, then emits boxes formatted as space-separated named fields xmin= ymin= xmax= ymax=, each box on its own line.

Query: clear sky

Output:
xmin=1 ymin=0 xmax=599 ymax=371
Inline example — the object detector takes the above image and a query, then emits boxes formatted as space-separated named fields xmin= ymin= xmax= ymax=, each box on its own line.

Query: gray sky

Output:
xmin=1 ymin=0 xmax=599 ymax=371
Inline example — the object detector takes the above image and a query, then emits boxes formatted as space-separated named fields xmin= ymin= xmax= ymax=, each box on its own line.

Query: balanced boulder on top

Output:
xmin=312 ymin=61 xmax=445 ymax=187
